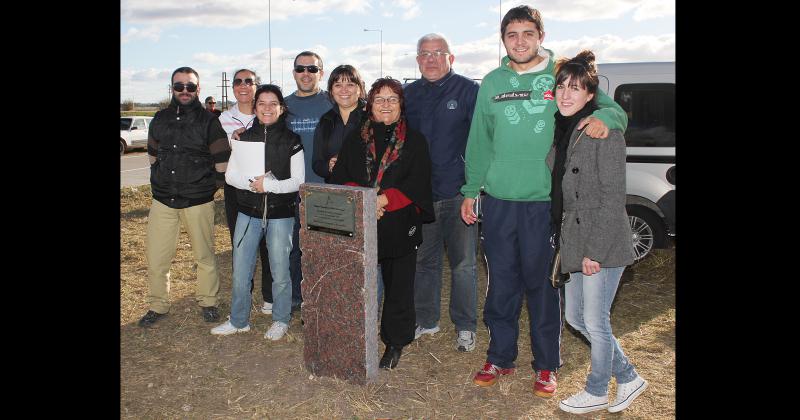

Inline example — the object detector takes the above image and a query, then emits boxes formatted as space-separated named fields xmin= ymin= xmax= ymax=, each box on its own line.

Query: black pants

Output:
xmin=224 ymin=183 xmax=274 ymax=302
xmin=379 ymin=249 xmax=417 ymax=347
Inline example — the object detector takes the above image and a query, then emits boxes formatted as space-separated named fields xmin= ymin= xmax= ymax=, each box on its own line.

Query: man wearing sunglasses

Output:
xmin=139 ymin=66 xmax=231 ymax=328
xmin=284 ymin=51 xmax=333 ymax=310
xmin=204 ymin=96 xmax=221 ymax=116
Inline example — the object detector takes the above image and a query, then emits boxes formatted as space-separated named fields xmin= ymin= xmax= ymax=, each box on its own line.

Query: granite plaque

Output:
xmin=304 ymin=189 xmax=356 ymax=236
xmin=299 ymin=183 xmax=379 ymax=385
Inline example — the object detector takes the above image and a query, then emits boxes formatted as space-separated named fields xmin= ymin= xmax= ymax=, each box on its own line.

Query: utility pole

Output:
xmin=218 ymin=72 xmax=230 ymax=111
xmin=268 ymin=0 xmax=272 ymax=83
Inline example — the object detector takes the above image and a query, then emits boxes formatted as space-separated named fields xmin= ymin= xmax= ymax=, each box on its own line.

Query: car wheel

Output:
xmin=120 ymin=139 xmax=126 ymax=156
xmin=626 ymin=205 xmax=667 ymax=262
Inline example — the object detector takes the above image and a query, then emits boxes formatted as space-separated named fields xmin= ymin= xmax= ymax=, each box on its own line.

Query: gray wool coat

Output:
xmin=546 ymin=128 xmax=635 ymax=273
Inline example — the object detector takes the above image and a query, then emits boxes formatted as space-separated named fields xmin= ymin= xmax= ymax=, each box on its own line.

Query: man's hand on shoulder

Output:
xmin=577 ymin=116 xmax=609 ymax=139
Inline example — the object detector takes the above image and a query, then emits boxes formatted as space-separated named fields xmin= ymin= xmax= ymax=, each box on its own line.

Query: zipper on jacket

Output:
xmin=261 ymin=124 xmax=269 ymax=227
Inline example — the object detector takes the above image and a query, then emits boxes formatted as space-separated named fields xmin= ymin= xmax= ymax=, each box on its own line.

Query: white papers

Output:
xmin=229 ymin=140 xmax=265 ymax=178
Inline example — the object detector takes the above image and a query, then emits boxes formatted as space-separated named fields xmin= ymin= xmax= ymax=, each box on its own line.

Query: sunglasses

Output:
xmin=173 ymin=82 xmax=198 ymax=93
xmin=207 ymin=102 xmax=216 ymax=104
xmin=294 ymin=65 xmax=320 ymax=74
xmin=233 ymin=78 xmax=256 ymax=87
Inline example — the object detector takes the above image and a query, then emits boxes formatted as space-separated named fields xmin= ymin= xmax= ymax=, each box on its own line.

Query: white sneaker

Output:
xmin=559 ymin=390 xmax=609 ymax=414
xmin=264 ymin=321 xmax=289 ymax=340
xmin=210 ymin=320 xmax=250 ymax=335
xmin=608 ymin=375 xmax=648 ymax=413
xmin=414 ymin=324 xmax=440 ymax=339
xmin=456 ymin=330 xmax=476 ymax=352
xmin=261 ymin=302 xmax=273 ymax=315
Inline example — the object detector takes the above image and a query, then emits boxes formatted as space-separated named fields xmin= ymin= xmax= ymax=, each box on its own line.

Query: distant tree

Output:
xmin=158 ymin=98 xmax=171 ymax=110
xmin=121 ymin=99 xmax=135 ymax=111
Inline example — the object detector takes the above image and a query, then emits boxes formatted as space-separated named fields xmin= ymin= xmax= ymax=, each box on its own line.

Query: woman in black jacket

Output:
xmin=211 ymin=84 xmax=305 ymax=341
xmin=331 ymin=77 xmax=434 ymax=369
xmin=312 ymin=64 xmax=367 ymax=183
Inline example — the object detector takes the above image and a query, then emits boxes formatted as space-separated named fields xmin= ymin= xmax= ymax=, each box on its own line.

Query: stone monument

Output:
xmin=299 ymin=183 xmax=378 ymax=385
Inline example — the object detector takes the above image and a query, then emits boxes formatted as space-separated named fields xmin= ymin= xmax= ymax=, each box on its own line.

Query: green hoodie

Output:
xmin=461 ymin=50 xmax=628 ymax=201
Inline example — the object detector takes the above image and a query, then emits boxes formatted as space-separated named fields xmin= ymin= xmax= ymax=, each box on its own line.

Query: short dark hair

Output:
xmin=327 ymin=65 xmax=366 ymax=101
xmin=294 ymin=51 xmax=323 ymax=69
xmin=171 ymin=66 xmax=199 ymax=83
xmin=501 ymin=5 xmax=544 ymax=38
xmin=252 ymin=84 xmax=288 ymax=115
xmin=555 ymin=50 xmax=599 ymax=96
xmin=365 ymin=77 xmax=405 ymax=121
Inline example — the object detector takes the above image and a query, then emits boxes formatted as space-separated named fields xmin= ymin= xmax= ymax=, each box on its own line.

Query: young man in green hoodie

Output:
xmin=459 ymin=5 xmax=628 ymax=399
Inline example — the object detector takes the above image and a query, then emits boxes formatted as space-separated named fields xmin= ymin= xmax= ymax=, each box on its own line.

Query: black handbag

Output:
xmin=549 ymin=233 xmax=570 ymax=288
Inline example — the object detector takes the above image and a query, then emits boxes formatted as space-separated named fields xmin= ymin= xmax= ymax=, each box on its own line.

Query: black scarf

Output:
xmin=550 ymin=102 xmax=598 ymax=231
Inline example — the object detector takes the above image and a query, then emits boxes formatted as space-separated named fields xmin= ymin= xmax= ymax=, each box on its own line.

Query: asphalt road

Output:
xmin=121 ymin=152 xmax=151 ymax=187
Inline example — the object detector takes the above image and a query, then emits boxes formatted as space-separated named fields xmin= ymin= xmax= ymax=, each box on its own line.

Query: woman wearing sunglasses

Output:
xmin=311 ymin=64 xmax=367 ymax=183
xmin=212 ymin=84 xmax=304 ymax=341
xmin=331 ymin=77 xmax=434 ymax=369
xmin=218 ymin=69 xmax=278 ymax=317
xmin=547 ymin=51 xmax=647 ymax=414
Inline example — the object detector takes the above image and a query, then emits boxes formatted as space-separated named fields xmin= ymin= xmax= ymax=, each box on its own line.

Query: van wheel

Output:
xmin=626 ymin=206 xmax=666 ymax=262
xmin=120 ymin=140 xmax=126 ymax=156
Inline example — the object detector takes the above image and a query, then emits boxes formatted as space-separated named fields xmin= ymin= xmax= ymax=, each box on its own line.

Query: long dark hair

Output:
xmin=327 ymin=65 xmax=366 ymax=101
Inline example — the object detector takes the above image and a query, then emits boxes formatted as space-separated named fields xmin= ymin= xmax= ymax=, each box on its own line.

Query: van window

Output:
xmin=615 ymin=83 xmax=675 ymax=147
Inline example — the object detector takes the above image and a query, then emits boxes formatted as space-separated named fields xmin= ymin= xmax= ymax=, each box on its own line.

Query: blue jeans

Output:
xmin=230 ymin=213 xmax=294 ymax=327
xmin=290 ymin=198 xmax=302 ymax=307
xmin=414 ymin=196 xmax=478 ymax=332
xmin=565 ymin=266 xmax=638 ymax=396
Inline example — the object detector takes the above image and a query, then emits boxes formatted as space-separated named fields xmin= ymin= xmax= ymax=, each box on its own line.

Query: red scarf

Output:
xmin=361 ymin=118 xmax=407 ymax=188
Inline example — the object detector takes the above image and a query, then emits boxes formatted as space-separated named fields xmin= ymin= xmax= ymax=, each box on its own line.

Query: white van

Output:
xmin=597 ymin=62 xmax=675 ymax=261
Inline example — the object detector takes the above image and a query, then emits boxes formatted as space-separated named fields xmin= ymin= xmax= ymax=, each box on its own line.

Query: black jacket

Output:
xmin=234 ymin=115 xmax=303 ymax=219
xmin=148 ymin=97 xmax=230 ymax=209
xmin=330 ymin=120 xmax=434 ymax=259
xmin=312 ymin=99 xmax=367 ymax=183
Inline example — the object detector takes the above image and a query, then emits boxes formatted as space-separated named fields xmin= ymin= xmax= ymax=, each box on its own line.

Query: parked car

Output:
xmin=598 ymin=62 xmax=675 ymax=261
xmin=120 ymin=116 xmax=153 ymax=155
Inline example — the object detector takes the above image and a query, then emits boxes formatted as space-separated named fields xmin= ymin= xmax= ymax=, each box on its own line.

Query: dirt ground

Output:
xmin=121 ymin=186 xmax=675 ymax=419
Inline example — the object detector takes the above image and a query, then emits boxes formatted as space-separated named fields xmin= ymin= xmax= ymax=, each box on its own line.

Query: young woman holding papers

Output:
xmin=211 ymin=84 xmax=305 ymax=341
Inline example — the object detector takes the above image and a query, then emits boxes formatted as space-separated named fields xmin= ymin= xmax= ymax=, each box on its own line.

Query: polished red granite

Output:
xmin=299 ymin=183 xmax=379 ymax=385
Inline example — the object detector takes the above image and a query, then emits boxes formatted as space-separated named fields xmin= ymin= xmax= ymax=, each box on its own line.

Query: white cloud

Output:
xmin=475 ymin=22 xmax=488 ymax=28
xmin=121 ymin=26 xmax=162 ymax=43
xmin=402 ymin=5 xmax=421 ymax=20
xmin=546 ymin=34 xmax=675 ymax=63
xmin=121 ymin=0 xmax=372 ymax=28
xmin=494 ymin=0 xmax=673 ymax=22
xmin=633 ymin=0 xmax=675 ymax=21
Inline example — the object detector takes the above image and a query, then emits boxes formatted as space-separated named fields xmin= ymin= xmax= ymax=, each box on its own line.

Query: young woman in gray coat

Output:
xmin=549 ymin=51 xmax=647 ymax=415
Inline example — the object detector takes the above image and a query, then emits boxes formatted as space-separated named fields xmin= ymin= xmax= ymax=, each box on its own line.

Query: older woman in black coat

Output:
xmin=331 ymin=77 xmax=434 ymax=369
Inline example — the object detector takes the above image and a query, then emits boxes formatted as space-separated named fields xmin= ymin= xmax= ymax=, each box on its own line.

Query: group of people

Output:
xmin=135 ymin=4 xmax=648 ymax=414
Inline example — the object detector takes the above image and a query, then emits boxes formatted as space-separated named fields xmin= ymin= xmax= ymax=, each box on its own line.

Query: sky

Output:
xmin=120 ymin=0 xmax=675 ymax=104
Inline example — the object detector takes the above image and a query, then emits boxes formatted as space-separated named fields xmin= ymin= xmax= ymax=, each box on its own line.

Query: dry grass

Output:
xmin=121 ymin=185 xmax=675 ymax=419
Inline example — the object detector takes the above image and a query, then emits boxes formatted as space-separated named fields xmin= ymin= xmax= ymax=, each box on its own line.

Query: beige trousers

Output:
xmin=146 ymin=199 xmax=219 ymax=313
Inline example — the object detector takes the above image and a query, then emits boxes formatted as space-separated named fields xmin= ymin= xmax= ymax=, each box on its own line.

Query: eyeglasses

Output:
xmin=233 ymin=78 xmax=256 ymax=87
xmin=418 ymin=51 xmax=450 ymax=59
xmin=294 ymin=65 xmax=320 ymax=74
xmin=373 ymin=96 xmax=400 ymax=105
xmin=173 ymin=82 xmax=198 ymax=93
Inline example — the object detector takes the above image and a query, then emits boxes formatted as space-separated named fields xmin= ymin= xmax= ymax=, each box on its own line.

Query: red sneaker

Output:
xmin=473 ymin=362 xmax=515 ymax=387
xmin=533 ymin=370 xmax=557 ymax=398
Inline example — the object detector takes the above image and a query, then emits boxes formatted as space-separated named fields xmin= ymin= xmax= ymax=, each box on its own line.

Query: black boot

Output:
xmin=379 ymin=345 xmax=403 ymax=369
